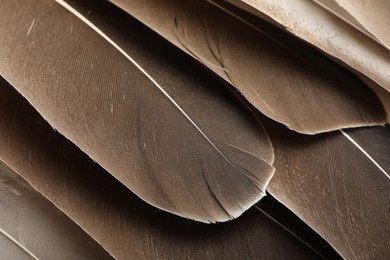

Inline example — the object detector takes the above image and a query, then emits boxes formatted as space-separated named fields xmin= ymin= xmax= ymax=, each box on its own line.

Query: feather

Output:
xmin=0 ymin=160 xmax=111 ymax=260
xmin=0 ymin=74 xmax=323 ymax=259
xmin=0 ymin=0 xmax=275 ymax=223
xmin=209 ymin=0 xmax=390 ymax=123
xmin=260 ymin=116 xmax=390 ymax=259
xmin=108 ymin=0 xmax=386 ymax=134
xmin=311 ymin=0 xmax=381 ymax=46
xmin=216 ymin=0 xmax=390 ymax=92
xmin=313 ymin=0 xmax=390 ymax=50
xmin=0 ymin=0 xmax=389 ymax=258
xmin=0 ymin=232 xmax=32 ymax=260
xmin=255 ymin=196 xmax=342 ymax=259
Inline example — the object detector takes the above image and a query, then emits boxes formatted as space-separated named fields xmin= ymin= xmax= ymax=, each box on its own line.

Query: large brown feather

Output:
xmin=0 ymin=76 xmax=321 ymax=259
xmin=0 ymin=0 xmax=275 ymax=222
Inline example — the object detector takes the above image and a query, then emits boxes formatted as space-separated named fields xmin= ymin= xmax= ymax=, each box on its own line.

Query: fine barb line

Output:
xmin=54 ymin=0 xmax=239 ymax=173
xmin=340 ymin=130 xmax=390 ymax=180
xmin=253 ymin=205 xmax=327 ymax=259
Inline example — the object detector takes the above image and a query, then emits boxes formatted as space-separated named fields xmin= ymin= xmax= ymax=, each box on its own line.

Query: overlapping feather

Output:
xmin=109 ymin=0 xmax=386 ymax=134
xmin=0 ymin=0 xmax=389 ymax=259
xmin=0 ymin=160 xmax=111 ymax=260
xmin=0 ymin=0 xmax=275 ymax=222
xmin=216 ymin=0 xmax=390 ymax=92
xmin=0 ymin=74 xmax=320 ymax=259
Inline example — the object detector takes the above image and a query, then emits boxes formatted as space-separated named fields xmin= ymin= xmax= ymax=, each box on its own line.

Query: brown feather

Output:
xmin=262 ymin=116 xmax=390 ymax=259
xmin=0 ymin=0 xmax=275 ymax=222
xmin=109 ymin=0 xmax=386 ymax=134
xmin=0 ymin=75 xmax=321 ymax=259
xmin=0 ymin=161 xmax=111 ymax=260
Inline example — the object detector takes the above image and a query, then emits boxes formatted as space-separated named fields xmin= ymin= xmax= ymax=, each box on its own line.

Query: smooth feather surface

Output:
xmin=0 ymin=0 xmax=275 ymax=222
xmin=109 ymin=0 xmax=386 ymax=134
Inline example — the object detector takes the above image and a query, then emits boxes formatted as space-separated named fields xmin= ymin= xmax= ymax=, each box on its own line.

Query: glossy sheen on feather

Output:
xmin=0 ymin=161 xmax=111 ymax=260
xmin=263 ymin=118 xmax=390 ymax=259
xmin=0 ymin=0 xmax=274 ymax=222
xmin=110 ymin=0 xmax=386 ymax=134
xmin=0 ymin=77 xmax=321 ymax=259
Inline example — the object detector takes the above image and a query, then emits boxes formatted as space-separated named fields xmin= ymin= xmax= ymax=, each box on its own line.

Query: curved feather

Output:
xmin=0 ymin=75 xmax=322 ymax=259
xmin=218 ymin=0 xmax=390 ymax=92
xmin=0 ymin=161 xmax=111 ymax=260
xmin=210 ymin=0 xmax=390 ymax=123
xmin=0 ymin=0 xmax=274 ymax=222
xmin=109 ymin=0 xmax=386 ymax=134
xmin=262 ymin=116 xmax=390 ymax=259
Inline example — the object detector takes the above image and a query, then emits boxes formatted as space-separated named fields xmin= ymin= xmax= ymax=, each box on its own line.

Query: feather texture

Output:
xmin=0 ymin=160 xmax=111 ymax=260
xmin=218 ymin=0 xmax=390 ymax=92
xmin=0 ymin=0 xmax=275 ymax=222
xmin=109 ymin=0 xmax=386 ymax=134
xmin=0 ymin=74 xmax=321 ymax=259
xmin=262 ymin=116 xmax=390 ymax=259
xmin=0 ymin=0 xmax=388 ymax=258
xmin=209 ymin=0 xmax=390 ymax=122
xmin=313 ymin=0 xmax=390 ymax=50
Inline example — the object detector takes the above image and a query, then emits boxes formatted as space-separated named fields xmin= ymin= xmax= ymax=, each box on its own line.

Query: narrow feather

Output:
xmin=262 ymin=117 xmax=390 ymax=259
xmin=0 ymin=76 xmax=321 ymax=259
xmin=0 ymin=160 xmax=111 ymax=260
xmin=0 ymin=0 xmax=274 ymax=222
xmin=109 ymin=0 xmax=386 ymax=134
xmin=218 ymin=0 xmax=390 ymax=92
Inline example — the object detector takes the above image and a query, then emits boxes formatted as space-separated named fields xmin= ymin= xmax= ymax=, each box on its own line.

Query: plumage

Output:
xmin=0 ymin=160 xmax=111 ymax=260
xmin=217 ymin=0 xmax=390 ymax=92
xmin=211 ymin=0 xmax=390 ymax=124
xmin=313 ymin=0 xmax=390 ymax=49
xmin=0 ymin=0 xmax=275 ymax=222
xmin=0 ymin=75 xmax=321 ymax=259
xmin=0 ymin=0 xmax=389 ymax=258
xmin=261 ymin=116 xmax=390 ymax=259
xmin=109 ymin=0 xmax=386 ymax=134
